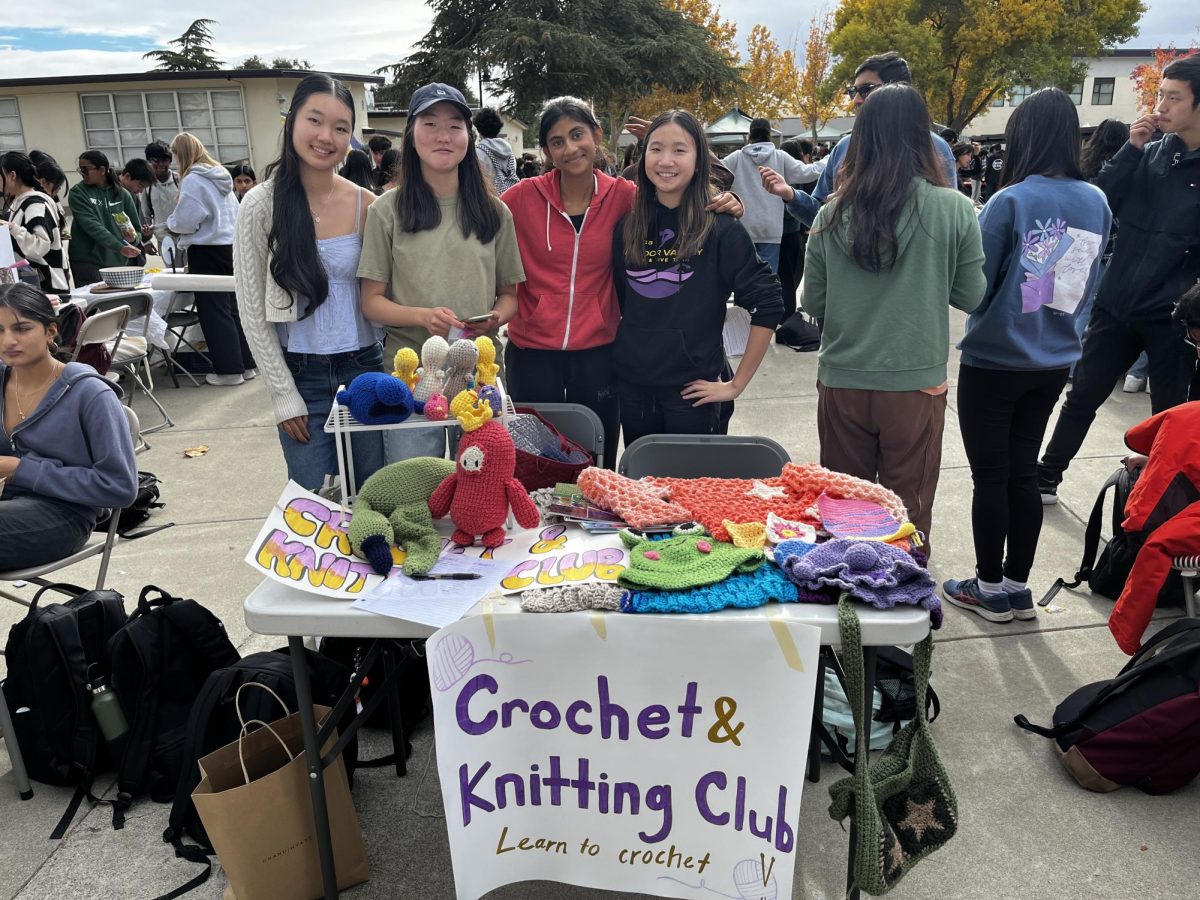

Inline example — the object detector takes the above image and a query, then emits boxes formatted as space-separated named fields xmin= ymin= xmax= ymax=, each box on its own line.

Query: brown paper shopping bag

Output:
xmin=192 ymin=692 xmax=369 ymax=900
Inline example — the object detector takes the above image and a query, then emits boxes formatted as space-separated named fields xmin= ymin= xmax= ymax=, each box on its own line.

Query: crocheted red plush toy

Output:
xmin=429 ymin=398 xmax=540 ymax=547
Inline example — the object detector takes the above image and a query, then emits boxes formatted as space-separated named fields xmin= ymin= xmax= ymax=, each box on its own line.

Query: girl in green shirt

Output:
xmin=66 ymin=150 xmax=143 ymax=286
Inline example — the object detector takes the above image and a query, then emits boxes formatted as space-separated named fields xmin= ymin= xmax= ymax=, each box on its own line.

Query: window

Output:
xmin=1091 ymin=78 xmax=1115 ymax=106
xmin=1009 ymin=85 xmax=1032 ymax=107
xmin=1067 ymin=83 xmax=1083 ymax=105
xmin=79 ymin=89 xmax=251 ymax=166
xmin=0 ymin=97 xmax=24 ymax=152
xmin=991 ymin=94 xmax=1005 ymax=107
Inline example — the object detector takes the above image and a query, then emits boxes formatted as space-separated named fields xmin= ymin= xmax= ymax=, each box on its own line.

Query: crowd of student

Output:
xmin=2 ymin=53 xmax=1198 ymax=627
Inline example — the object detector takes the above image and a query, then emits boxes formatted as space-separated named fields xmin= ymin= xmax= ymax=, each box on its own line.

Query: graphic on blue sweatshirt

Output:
xmin=625 ymin=227 xmax=698 ymax=299
xmin=1018 ymin=217 xmax=1103 ymax=315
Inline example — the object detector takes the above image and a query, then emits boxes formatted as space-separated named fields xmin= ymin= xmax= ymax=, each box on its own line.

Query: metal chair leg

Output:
xmin=0 ymin=680 xmax=34 ymax=800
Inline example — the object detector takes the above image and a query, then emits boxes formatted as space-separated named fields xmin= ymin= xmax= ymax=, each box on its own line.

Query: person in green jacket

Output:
xmin=792 ymin=84 xmax=986 ymax=551
xmin=66 ymin=150 xmax=143 ymax=286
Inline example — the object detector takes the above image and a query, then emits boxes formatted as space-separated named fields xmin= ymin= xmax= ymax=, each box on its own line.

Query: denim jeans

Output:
xmin=0 ymin=485 xmax=95 ymax=569
xmin=279 ymin=343 xmax=386 ymax=492
xmin=754 ymin=242 xmax=781 ymax=274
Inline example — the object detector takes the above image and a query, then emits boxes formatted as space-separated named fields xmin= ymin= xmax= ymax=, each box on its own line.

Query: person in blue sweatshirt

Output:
xmin=0 ymin=284 xmax=138 ymax=569
xmin=942 ymin=88 xmax=1112 ymax=624
xmin=612 ymin=109 xmax=782 ymax=446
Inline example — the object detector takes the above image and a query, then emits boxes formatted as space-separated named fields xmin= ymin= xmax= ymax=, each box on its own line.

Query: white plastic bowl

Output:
xmin=99 ymin=266 xmax=146 ymax=290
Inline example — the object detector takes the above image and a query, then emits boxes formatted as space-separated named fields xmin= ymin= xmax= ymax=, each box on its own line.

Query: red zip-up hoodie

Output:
xmin=501 ymin=169 xmax=636 ymax=351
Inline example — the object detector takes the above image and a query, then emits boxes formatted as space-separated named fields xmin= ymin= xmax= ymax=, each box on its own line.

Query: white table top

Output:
xmin=150 ymin=272 xmax=235 ymax=292
xmin=243 ymin=576 xmax=933 ymax=647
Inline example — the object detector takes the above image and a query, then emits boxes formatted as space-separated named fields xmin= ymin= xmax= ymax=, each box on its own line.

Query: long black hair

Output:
xmin=0 ymin=283 xmax=60 ymax=356
xmin=394 ymin=88 xmax=500 ymax=243
xmin=826 ymin=83 xmax=945 ymax=273
xmin=623 ymin=109 xmax=714 ymax=267
xmin=375 ymin=148 xmax=400 ymax=192
xmin=35 ymin=160 xmax=67 ymax=199
xmin=0 ymin=151 xmax=39 ymax=189
xmin=262 ymin=73 xmax=355 ymax=317
xmin=340 ymin=148 xmax=374 ymax=191
xmin=78 ymin=150 xmax=120 ymax=198
xmin=1081 ymin=118 xmax=1129 ymax=180
xmin=999 ymin=87 xmax=1084 ymax=189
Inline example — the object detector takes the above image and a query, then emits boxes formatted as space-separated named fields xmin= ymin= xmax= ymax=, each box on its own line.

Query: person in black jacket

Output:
xmin=612 ymin=110 xmax=782 ymax=446
xmin=1039 ymin=54 xmax=1200 ymax=504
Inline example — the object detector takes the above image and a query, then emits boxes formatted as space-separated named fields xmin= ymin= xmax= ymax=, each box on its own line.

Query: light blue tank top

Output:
xmin=279 ymin=190 xmax=381 ymax=354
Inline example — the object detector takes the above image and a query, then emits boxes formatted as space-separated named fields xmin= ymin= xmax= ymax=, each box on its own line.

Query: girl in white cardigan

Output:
xmin=234 ymin=74 xmax=384 ymax=491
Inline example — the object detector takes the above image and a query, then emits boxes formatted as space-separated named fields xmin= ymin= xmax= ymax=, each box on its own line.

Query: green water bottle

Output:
xmin=88 ymin=671 xmax=128 ymax=743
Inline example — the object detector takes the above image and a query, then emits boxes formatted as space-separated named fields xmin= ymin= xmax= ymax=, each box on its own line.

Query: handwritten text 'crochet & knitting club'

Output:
xmin=453 ymin=674 xmax=795 ymax=861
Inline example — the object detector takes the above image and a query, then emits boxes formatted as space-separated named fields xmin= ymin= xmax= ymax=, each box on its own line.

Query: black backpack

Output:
xmin=106 ymin=586 xmax=240 ymax=826
xmin=160 ymin=648 xmax=362 ymax=897
xmin=2 ymin=584 xmax=127 ymax=836
xmin=774 ymin=310 xmax=821 ymax=351
xmin=1015 ymin=618 xmax=1200 ymax=794
xmin=318 ymin=636 xmax=432 ymax=742
xmin=94 ymin=471 xmax=171 ymax=537
xmin=1041 ymin=466 xmax=1183 ymax=606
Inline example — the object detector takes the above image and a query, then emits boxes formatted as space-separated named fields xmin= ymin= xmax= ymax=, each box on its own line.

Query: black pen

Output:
xmin=410 ymin=573 xmax=482 ymax=581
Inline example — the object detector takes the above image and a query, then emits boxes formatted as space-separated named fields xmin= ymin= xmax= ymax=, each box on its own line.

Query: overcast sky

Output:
xmin=0 ymin=2 xmax=1192 ymax=82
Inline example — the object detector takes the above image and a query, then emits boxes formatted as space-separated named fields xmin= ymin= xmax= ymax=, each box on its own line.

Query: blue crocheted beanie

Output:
xmin=337 ymin=372 xmax=416 ymax=425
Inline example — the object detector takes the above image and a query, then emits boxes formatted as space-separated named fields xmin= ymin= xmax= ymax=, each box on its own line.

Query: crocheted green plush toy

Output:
xmin=348 ymin=457 xmax=456 ymax=576
xmin=618 ymin=526 xmax=764 ymax=591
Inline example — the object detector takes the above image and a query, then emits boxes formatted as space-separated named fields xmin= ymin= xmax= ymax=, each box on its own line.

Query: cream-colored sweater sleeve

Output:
xmin=234 ymin=186 xmax=307 ymax=424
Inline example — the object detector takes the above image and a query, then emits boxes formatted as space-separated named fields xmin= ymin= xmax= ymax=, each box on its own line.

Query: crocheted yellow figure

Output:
xmin=474 ymin=336 xmax=499 ymax=386
xmin=449 ymin=389 xmax=493 ymax=432
xmin=392 ymin=347 xmax=419 ymax=390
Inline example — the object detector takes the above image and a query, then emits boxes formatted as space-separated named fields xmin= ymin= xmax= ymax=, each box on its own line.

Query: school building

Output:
xmin=0 ymin=67 xmax=384 ymax=170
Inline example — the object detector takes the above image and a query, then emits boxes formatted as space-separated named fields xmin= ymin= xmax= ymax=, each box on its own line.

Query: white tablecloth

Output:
xmin=69 ymin=282 xmax=176 ymax=350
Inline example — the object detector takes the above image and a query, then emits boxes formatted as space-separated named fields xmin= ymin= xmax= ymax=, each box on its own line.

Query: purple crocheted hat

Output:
xmin=782 ymin=539 xmax=942 ymax=628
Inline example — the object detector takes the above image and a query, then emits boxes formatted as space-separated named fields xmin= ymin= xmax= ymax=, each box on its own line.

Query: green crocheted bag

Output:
xmin=828 ymin=596 xmax=957 ymax=896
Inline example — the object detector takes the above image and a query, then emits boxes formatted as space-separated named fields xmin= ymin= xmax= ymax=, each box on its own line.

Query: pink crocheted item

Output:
xmin=647 ymin=463 xmax=908 ymax=542
xmin=576 ymin=467 xmax=693 ymax=529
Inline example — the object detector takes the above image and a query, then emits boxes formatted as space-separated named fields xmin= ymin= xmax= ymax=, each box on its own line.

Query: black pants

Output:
xmin=959 ymin=364 xmax=1069 ymax=582
xmin=1041 ymin=307 xmax=1195 ymax=481
xmin=0 ymin=485 xmax=95 ymax=569
xmin=617 ymin=379 xmax=720 ymax=449
xmin=504 ymin=342 xmax=620 ymax=467
xmin=777 ymin=229 xmax=806 ymax=320
xmin=186 ymin=243 xmax=256 ymax=376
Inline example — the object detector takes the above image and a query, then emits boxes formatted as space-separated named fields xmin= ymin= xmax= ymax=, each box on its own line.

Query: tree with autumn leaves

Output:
xmin=829 ymin=0 xmax=1144 ymax=133
xmin=1131 ymin=47 xmax=1199 ymax=113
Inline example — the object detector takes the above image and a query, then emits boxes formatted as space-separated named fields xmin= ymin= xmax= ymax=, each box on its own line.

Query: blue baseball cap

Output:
xmin=408 ymin=83 xmax=472 ymax=120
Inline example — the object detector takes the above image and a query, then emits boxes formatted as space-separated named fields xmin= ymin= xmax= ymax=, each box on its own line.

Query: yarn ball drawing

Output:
xmin=732 ymin=858 xmax=778 ymax=900
xmin=431 ymin=633 xmax=475 ymax=691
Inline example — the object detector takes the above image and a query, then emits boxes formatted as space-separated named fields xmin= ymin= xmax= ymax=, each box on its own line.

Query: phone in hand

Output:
xmin=462 ymin=313 xmax=495 ymax=325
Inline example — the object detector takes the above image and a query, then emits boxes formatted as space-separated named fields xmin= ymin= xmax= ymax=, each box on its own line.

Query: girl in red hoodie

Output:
xmin=501 ymin=97 xmax=740 ymax=463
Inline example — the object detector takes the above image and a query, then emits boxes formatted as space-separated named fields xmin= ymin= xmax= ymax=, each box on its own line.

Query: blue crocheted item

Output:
xmin=336 ymin=372 xmax=415 ymax=425
xmin=620 ymin=562 xmax=799 ymax=614
xmin=775 ymin=538 xmax=817 ymax=562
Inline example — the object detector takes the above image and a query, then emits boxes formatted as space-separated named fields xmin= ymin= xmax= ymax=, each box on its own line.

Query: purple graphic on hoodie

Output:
xmin=626 ymin=227 xmax=693 ymax=299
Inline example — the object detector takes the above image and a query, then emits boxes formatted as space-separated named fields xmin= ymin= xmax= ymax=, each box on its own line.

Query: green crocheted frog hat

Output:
xmin=618 ymin=525 xmax=764 ymax=591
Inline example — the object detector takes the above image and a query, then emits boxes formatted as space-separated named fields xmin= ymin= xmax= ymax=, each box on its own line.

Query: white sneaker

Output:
xmin=243 ymin=368 xmax=258 ymax=381
xmin=206 ymin=373 xmax=245 ymax=386
xmin=1123 ymin=375 xmax=1147 ymax=393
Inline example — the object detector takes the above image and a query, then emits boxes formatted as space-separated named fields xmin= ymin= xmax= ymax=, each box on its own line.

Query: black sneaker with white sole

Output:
xmin=1037 ymin=469 xmax=1059 ymax=506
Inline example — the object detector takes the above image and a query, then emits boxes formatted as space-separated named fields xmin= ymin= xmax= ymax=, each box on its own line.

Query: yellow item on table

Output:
xmin=722 ymin=519 xmax=768 ymax=550
xmin=474 ymin=336 xmax=499 ymax=386
xmin=392 ymin=347 xmax=419 ymax=389
xmin=450 ymin=389 xmax=492 ymax=432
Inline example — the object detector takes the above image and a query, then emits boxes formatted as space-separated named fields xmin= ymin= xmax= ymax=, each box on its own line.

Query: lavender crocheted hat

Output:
xmin=782 ymin=538 xmax=942 ymax=628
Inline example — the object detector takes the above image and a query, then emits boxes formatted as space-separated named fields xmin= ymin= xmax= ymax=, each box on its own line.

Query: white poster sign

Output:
xmin=431 ymin=612 xmax=820 ymax=900
xmin=245 ymin=482 xmax=629 ymax=599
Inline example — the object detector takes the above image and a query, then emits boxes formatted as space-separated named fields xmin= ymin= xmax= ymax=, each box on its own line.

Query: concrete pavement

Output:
xmin=2 ymin=311 xmax=1196 ymax=900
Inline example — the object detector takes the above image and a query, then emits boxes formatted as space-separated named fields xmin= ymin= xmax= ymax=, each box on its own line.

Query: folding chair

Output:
xmin=0 ymin=406 xmax=141 ymax=608
xmin=518 ymin=402 xmax=607 ymax=468
xmin=1174 ymin=557 xmax=1199 ymax=618
xmin=618 ymin=433 xmax=791 ymax=479
xmin=159 ymin=290 xmax=208 ymax=388
xmin=87 ymin=293 xmax=175 ymax=434
xmin=69 ymin=303 xmax=128 ymax=372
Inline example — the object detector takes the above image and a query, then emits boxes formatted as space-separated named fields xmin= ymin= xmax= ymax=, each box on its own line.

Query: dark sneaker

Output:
xmin=1037 ymin=468 xmax=1059 ymax=506
xmin=1008 ymin=588 xmax=1036 ymax=620
xmin=942 ymin=577 xmax=1014 ymax=623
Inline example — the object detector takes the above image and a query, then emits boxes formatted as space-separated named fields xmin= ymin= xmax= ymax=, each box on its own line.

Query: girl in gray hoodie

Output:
xmin=0 ymin=284 xmax=137 ymax=568
xmin=167 ymin=132 xmax=256 ymax=386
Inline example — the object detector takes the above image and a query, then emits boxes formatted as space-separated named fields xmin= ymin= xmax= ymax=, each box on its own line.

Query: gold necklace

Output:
xmin=12 ymin=363 xmax=61 ymax=421
xmin=308 ymin=181 xmax=336 ymax=224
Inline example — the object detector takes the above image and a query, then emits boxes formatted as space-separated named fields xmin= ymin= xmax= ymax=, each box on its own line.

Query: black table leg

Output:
xmin=845 ymin=646 xmax=877 ymax=900
xmin=381 ymin=641 xmax=408 ymax=777
xmin=808 ymin=649 xmax=827 ymax=783
xmin=289 ymin=634 xmax=339 ymax=899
